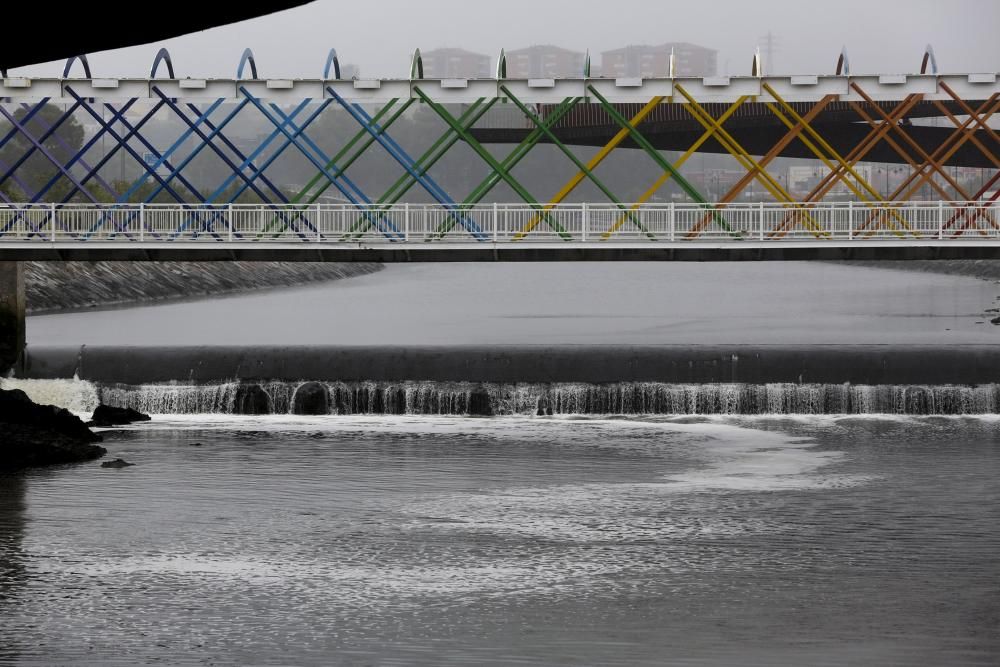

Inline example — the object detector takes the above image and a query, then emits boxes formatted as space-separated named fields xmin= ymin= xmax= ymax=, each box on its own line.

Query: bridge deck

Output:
xmin=2 ymin=74 xmax=996 ymax=104
xmin=2 ymin=201 xmax=998 ymax=260
xmin=5 ymin=240 xmax=1000 ymax=262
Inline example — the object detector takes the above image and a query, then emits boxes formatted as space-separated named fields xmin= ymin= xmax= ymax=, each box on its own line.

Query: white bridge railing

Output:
xmin=0 ymin=202 xmax=997 ymax=243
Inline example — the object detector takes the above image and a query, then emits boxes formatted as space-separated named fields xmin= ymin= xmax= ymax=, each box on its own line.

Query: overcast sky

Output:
xmin=9 ymin=0 xmax=1000 ymax=79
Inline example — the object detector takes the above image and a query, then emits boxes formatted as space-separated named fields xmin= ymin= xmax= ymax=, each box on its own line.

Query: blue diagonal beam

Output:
xmin=66 ymin=89 xmax=206 ymax=238
xmin=192 ymin=107 xmax=310 ymax=238
xmin=190 ymin=102 xmax=292 ymax=205
xmin=128 ymin=97 xmax=234 ymax=215
xmin=325 ymin=86 xmax=484 ymax=239
xmin=31 ymin=100 xmax=163 ymax=240
xmin=154 ymin=92 xmax=300 ymax=236
xmin=189 ymin=98 xmax=331 ymax=236
xmin=31 ymin=99 xmax=141 ymax=205
xmin=239 ymin=87 xmax=402 ymax=239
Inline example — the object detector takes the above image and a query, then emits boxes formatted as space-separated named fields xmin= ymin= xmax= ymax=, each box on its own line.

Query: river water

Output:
xmin=25 ymin=262 xmax=1000 ymax=345
xmin=1 ymin=415 xmax=998 ymax=665
xmin=4 ymin=262 xmax=1000 ymax=664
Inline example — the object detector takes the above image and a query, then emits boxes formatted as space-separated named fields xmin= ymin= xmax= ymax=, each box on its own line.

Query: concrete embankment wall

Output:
xmin=22 ymin=345 xmax=1000 ymax=386
xmin=25 ymin=261 xmax=382 ymax=313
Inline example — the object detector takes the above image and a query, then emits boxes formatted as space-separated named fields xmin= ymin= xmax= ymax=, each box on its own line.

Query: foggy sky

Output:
xmin=8 ymin=0 xmax=1000 ymax=79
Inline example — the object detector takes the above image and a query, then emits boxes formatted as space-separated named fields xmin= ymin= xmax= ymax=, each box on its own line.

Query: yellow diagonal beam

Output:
xmin=674 ymin=84 xmax=826 ymax=237
xmin=515 ymin=95 xmax=665 ymax=239
xmin=601 ymin=96 xmax=749 ymax=239
xmin=762 ymin=82 xmax=914 ymax=236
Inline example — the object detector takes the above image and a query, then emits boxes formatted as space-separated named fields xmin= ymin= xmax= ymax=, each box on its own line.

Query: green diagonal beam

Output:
xmin=344 ymin=97 xmax=497 ymax=238
xmin=587 ymin=86 xmax=737 ymax=237
xmin=434 ymin=96 xmax=582 ymax=237
xmin=413 ymin=86 xmax=571 ymax=241
xmin=500 ymin=85 xmax=653 ymax=240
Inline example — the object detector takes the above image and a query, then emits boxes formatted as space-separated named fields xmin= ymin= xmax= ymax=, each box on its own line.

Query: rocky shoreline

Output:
xmin=837 ymin=259 xmax=1000 ymax=283
xmin=1 ymin=388 xmax=106 ymax=470
xmin=25 ymin=261 xmax=383 ymax=313
xmin=0 ymin=389 xmax=153 ymax=471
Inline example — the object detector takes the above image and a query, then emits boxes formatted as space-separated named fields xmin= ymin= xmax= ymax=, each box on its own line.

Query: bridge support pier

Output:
xmin=0 ymin=262 xmax=25 ymax=374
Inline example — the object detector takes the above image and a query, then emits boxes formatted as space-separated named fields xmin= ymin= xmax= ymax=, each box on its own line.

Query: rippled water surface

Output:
xmin=1 ymin=415 xmax=998 ymax=665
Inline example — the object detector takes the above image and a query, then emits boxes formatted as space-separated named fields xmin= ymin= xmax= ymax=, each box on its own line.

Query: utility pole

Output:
xmin=758 ymin=31 xmax=779 ymax=75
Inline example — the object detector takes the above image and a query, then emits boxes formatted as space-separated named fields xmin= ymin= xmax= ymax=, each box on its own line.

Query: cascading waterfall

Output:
xmin=85 ymin=380 xmax=1000 ymax=416
xmin=7 ymin=377 xmax=999 ymax=416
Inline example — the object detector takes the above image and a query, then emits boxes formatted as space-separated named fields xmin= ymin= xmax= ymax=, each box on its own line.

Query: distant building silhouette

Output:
xmin=420 ymin=48 xmax=491 ymax=79
xmin=600 ymin=43 xmax=717 ymax=78
xmin=505 ymin=45 xmax=587 ymax=78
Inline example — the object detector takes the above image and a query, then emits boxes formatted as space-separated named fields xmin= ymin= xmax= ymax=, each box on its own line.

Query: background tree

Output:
xmin=0 ymin=104 xmax=84 ymax=202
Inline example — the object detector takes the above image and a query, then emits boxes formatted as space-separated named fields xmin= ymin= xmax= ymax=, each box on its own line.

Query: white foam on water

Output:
xmin=18 ymin=414 xmax=886 ymax=610
xmin=0 ymin=376 xmax=99 ymax=413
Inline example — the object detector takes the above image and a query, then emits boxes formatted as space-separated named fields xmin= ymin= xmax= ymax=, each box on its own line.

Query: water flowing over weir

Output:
xmin=81 ymin=380 xmax=1000 ymax=415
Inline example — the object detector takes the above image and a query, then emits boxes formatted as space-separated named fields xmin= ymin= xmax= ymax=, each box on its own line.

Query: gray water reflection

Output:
xmin=0 ymin=475 xmax=26 ymax=662
xmin=27 ymin=262 xmax=1000 ymax=345
xmin=1 ymin=415 xmax=997 ymax=665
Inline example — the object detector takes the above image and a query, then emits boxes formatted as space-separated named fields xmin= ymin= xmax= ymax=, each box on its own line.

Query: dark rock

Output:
xmin=189 ymin=442 xmax=203 ymax=447
xmin=100 ymin=458 xmax=134 ymax=469
xmin=232 ymin=384 xmax=272 ymax=415
xmin=2 ymin=423 xmax=107 ymax=470
xmin=292 ymin=382 xmax=330 ymax=415
xmin=467 ymin=387 xmax=493 ymax=417
xmin=991 ymin=316 xmax=1000 ymax=325
xmin=536 ymin=396 xmax=553 ymax=417
xmin=1 ymin=388 xmax=106 ymax=471
xmin=1 ymin=388 xmax=101 ymax=443
xmin=91 ymin=404 xmax=151 ymax=427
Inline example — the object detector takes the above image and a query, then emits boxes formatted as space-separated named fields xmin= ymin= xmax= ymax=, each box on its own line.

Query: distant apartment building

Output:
xmin=505 ymin=45 xmax=587 ymax=78
xmin=420 ymin=48 xmax=491 ymax=79
xmin=600 ymin=43 xmax=718 ymax=78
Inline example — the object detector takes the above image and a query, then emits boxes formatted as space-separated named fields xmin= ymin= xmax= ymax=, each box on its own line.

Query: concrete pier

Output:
xmin=0 ymin=262 xmax=25 ymax=373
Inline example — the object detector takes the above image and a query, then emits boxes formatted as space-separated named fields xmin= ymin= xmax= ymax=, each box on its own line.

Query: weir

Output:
xmin=22 ymin=344 xmax=1000 ymax=386
xmin=5 ymin=376 xmax=1000 ymax=416
xmin=0 ymin=262 xmax=24 ymax=373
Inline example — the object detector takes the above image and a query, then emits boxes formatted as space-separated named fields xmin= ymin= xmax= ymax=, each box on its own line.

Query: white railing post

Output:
xmin=848 ymin=200 xmax=854 ymax=240
xmin=50 ymin=203 xmax=56 ymax=241
xmin=938 ymin=200 xmax=944 ymax=240
xmin=139 ymin=203 xmax=144 ymax=242
xmin=493 ymin=202 xmax=499 ymax=242
xmin=669 ymin=201 xmax=675 ymax=242
xmin=316 ymin=204 xmax=321 ymax=242
xmin=582 ymin=202 xmax=588 ymax=242
xmin=758 ymin=201 xmax=764 ymax=241
xmin=404 ymin=203 xmax=410 ymax=242
xmin=228 ymin=204 xmax=234 ymax=242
